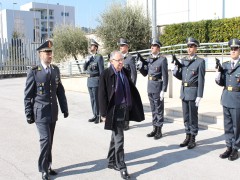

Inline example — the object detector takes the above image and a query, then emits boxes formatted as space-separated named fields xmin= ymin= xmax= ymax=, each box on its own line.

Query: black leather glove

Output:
xmin=63 ymin=112 xmax=69 ymax=118
xmin=26 ymin=116 xmax=35 ymax=124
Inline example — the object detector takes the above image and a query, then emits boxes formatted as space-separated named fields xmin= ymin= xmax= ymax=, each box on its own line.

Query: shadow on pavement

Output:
xmin=53 ymin=133 xmax=225 ymax=179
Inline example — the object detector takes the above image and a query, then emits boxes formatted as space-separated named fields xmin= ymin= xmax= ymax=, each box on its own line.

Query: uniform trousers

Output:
xmin=182 ymin=100 xmax=198 ymax=135
xmin=36 ymin=122 xmax=56 ymax=173
xmin=107 ymin=105 xmax=129 ymax=171
xmin=223 ymin=106 xmax=240 ymax=150
xmin=88 ymin=86 xmax=99 ymax=118
xmin=148 ymin=92 xmax=164 ymax=127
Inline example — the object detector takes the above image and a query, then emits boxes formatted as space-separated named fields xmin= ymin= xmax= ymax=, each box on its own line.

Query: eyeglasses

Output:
xmin=113 ymin=58 xmax=124 ymax=62
xmin=231 ymin=47 xmax=239 ymax=51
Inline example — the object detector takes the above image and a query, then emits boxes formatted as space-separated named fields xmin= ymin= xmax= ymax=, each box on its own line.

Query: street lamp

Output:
xmin=0 ymin=2 xmax=3 ymax=41
xmin=12 ymin=2 xmax=17 ymax=35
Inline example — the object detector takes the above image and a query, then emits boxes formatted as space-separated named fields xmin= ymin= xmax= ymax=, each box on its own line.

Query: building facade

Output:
xmin=0 ymin=2 xmax=75 ymax=41
xmin=127 ymin=0 xmax=240 ymax=27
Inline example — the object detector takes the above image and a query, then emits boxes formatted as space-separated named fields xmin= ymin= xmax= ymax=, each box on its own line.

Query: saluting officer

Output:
xmin=215 ymin=38 xmax=240 ymax=161
xmin=138 ymin=39 xmax=168 ymax=140
xmin=83 ymin=39 xmax=104 ymax=124
xmin=118 ymin=38 xmax=137 ymax=130
xmin=24 ymin=40 xmax=69 ymax=180
xmin=173 ymin=37 xmax=205 ymax=149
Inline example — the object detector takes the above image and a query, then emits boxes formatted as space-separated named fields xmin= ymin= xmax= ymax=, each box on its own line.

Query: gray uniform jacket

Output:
xmin=173 ymin=55 xmax=205 ymax=100
xmin=123 ymin=53 xmax=137 ymax=85
xmin=83 ymin=53 xmax=104 ymax=87
xmin=24 ymin=64 xmax=68 ymax=123
xmin=139 ymin=55 xmax=168 ymax=93
xmin=216 ymin=60 xmax=240 ymax=108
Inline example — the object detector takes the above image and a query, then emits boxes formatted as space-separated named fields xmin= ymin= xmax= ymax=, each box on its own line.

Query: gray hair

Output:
xmin=109 ymin=50 xmax=123 ymax=61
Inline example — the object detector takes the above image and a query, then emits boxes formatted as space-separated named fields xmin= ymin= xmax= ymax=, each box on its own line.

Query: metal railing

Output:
xmin=0 ymin=38 xmax=42 ymax=75
xmin=0 ymin=39 xmax=231 ymax=77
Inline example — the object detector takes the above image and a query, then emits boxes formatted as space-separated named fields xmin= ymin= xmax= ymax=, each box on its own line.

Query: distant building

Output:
xmin=0 ymin=2 xmax=75 ymax=41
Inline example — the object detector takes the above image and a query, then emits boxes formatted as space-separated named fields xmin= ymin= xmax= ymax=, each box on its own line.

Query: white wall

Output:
xmin=127 ymin=0 xmax=240 ymax=26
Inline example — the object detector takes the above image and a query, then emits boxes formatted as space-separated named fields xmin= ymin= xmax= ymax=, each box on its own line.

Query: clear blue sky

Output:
xmin=0 ymin=0 xmax=125 ymax=28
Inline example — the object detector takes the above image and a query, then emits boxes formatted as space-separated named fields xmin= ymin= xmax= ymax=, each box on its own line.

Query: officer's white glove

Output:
xmin=171 ymin=65 xmax=178 ymax=71
xmin=195 ymin=97 xmax=201 ymax=107
xmin=215 ymin=71 xmax=221 ymax=81
xmin=136 ymin=60 xmax=143 ymax=70
xmin=85 ymin=56 xmax=92 ymax=63
xmin=160 ymin=91 xmax=165 ymax=101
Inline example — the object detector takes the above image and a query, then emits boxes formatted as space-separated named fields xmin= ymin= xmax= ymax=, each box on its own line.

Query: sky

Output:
xmin=0 ymin=0 xmax=125 ymax=28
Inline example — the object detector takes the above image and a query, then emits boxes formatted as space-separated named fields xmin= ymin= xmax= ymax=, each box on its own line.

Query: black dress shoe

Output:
xmin=120 ymin=170 xmax=130 ymax=179
xmin=49 ymin=168 xmax=58 ymax=175
xmin=42 ymin=172 xmax=50 ymax=180
xmin=124 ymin=125 xmax=129 ymax=131
xmin=108 ymin=164 xmax=120 ymax=171
xmin=228 ymin=149 xmax=238 ymax=161
xmin=88 ymin=116 xmax=97 ymax=122
xmin=220 ymin=147 xmax=232 ymax=159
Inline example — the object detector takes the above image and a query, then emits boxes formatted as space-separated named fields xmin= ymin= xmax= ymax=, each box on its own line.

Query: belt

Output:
xmin=88 ymin=74 xmax=99 ymax=78
xmin=148 ymin=76 xmax=162 ymax=81
xmin=116 ymin=103 xmax=128 ymax=109
xmin=224 ymin=86 xmax=240 ymax=92
xmin=182 ymin=82 xmax=198 ymax=87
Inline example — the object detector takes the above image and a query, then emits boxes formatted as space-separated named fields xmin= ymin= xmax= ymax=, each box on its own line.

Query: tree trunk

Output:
xmin=73 ymin=54 xmax=82 ymax=73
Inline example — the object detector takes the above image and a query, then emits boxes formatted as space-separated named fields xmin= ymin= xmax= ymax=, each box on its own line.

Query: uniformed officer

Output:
xmin=215 ymin=38 xmax=240 ymax=161
xmin=137 ymin=38 xmax=168 ymax=140
xmin=172 ymin=37 xmax=205 ymax=149
xmin=83 ymin=39 xmax=104 ymax=124
xmin=118 ymin=38 xmax=137 ymax=130
xmin=24 ymin=40 xmax=69 ymax=180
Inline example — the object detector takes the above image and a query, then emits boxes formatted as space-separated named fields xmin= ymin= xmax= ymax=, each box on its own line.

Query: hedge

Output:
xmin=159 ymin=16 xmax=240 ymax=46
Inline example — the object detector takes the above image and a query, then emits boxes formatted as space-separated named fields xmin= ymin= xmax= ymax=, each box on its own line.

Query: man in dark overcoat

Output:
xmin=98 ymin=51 xmax=144 ymax=179
xmin=24 ymin=40 xmax=68 ymax=180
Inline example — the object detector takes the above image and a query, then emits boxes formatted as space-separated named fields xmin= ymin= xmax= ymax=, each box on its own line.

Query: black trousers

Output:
xmin=182 ymin=100 xmax=198 ymax=135
xmin=107 ymin=105 xmax=129 ymax=171
xmin=36 ymin=122 xmax=56 ymax=173
xmin=223 ymin=106 xmax=240 ymax=150
xmin=88 ymin=87 xmax=99 ymax=118
xmin=148 ymin=92 xmax=164 ymax=127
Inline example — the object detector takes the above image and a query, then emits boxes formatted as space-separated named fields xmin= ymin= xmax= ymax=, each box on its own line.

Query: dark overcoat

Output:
xmin=98 ymin=66 xmax=145 ymax=130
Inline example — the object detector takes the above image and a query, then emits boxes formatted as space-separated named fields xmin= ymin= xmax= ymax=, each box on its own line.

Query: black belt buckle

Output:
xmin=119 ymin=104 xmax=127 ymax=109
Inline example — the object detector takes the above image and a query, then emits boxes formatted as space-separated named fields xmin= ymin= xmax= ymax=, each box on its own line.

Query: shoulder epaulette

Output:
xmin=31 ymin=65 xmax=38 ymax=70
xmin=51 ymin=64 xmax=58 ymax=68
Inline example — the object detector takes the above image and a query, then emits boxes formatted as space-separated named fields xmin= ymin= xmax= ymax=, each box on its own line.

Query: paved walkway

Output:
xmin=0 ymin=77 xmax=240 ymax=180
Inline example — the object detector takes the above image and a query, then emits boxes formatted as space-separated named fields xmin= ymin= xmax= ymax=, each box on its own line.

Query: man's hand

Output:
xmin=160 ymin=91 xmax=165 ymax=101
xmin=63 ymin=112 xmax=69 ymax=118
xmin=101 ymin=116 xmax=106 ymax=122
xmin=27 ymin=116 xmax=35 ymax=124
xmin=215 ymin=71 xmax=221 ymax=81
xmin=195 ymin=97 xmax=202 ymax=107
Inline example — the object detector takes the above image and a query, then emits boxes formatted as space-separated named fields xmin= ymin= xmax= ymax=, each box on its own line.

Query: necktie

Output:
xmin=231 ymin=62 xmax=235 ymax=69
xmin=46 ymin=66 xmax=50 ymax=80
